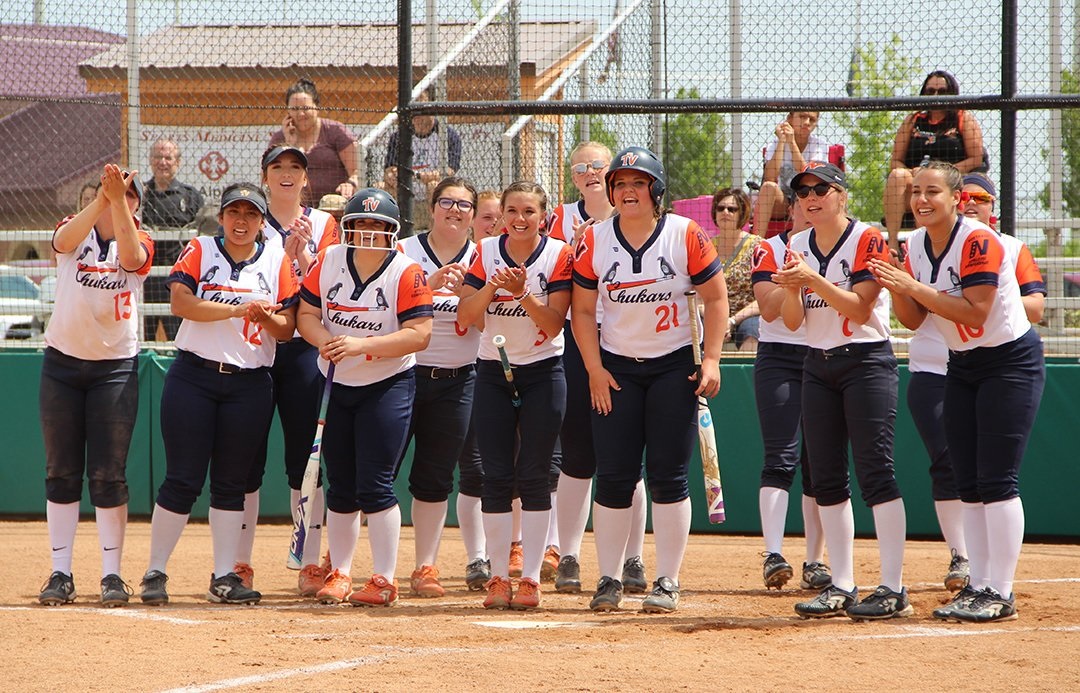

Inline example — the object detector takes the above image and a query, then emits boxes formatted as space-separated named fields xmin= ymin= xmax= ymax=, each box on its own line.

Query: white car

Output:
xmin=0 ymin=270 xmax=46 ymax=340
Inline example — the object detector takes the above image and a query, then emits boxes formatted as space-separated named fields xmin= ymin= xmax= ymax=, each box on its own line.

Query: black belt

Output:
xmin=759 ymin=342 xmax=808 ymax=355
xmin=178 ymin=350 xmax=265 ymax=375
xmin=416 ymin=364 xmax=474 ymax=380
xmin=807 ymin=341 xmax=889 ymax=360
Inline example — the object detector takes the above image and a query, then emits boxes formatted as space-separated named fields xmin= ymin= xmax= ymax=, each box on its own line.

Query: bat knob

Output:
xmin=493 ymin=335 xmax=507 ymax=348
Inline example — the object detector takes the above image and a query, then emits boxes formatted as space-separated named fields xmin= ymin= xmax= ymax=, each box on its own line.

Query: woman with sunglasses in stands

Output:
xmin=546 ymin=142 xmax=651 ymax=596
xmin=884 ymin=70 xmax=986 ymax=253
xmin=773 ymin=161 xmax=909 ymax=622
xmin=711 ymin=187 xmax=759 ymax=352
xmin=876 ymin=168 xmax=1045 ymax=616
xmin=394 ymin=177 xmax=484 ymax=599
xmin=870 ymin=161 xmax=1044 ymax=624
xmin=38 ymin=165 xmax=154 ymax=608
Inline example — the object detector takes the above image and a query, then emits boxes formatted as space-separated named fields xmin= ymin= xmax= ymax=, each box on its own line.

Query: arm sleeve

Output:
xmin=133 ymin=230 xmax=156 ymax=276
xmin=571 ymin=227 xmax=599 ymax=288
xmin=546 ymin=242 xmax=575 ymax=294
xmin=958 ymin=230 xmax=1004 ymax=288
xmin=852 ymin=229 xmax=889 ymax=285
xmin=299 ymin=251 xmax=326 ymax=307
xmin=397 ymin=263 xmax=435 ymax=322
xmin=686 ymin=222 xmax=722 ymax=285
xmin=1015 ymin=244 xmax=1047 ymax=296
xmin=166 ymin=240 xmax=202 ymax=293
xmin=750 ymin=240 xmax=780 ymax=285
xmin=462 ymin=241 xmax=489 ymax=290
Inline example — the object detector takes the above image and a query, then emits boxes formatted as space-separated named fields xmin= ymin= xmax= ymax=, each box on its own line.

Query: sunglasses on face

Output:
xmin=794 ymin=183 xmax=837 ymax=199
xmin=965 ymin=191 xmax=995 ymax=204
xmin=436 ymin=197 xmax=474 ymax=212
xmin=571 ymin=160 xmax=608 ymax=174
xmin=922 ymin=88 xmax=952 ymax=95
xmin=714 ymin=205 xmax=740 ymax=213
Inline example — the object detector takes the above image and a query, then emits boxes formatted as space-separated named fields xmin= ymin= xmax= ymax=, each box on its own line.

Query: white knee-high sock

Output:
xmin=95 ymin=504 xmax=127 ymax=578
xmin=802 ymin=495 xmax=825 ymax=563
xmin=148 ymin=504 xmax=189 ymax=575
xmin=817 ymin=500 xmax=855 ymax=592
xmin=592 ymin=503 xmax=631 ymax=579
xmin=456 ymin=494 xmax=485 ymax=561
xmin=872 ymin=498 xmax=907 ymax=591
xmin=411 ymin=499 xmax=447 ymax=568
xmin=985 ymin=497 xmax=1025 ymax=597
xmin=326 ymin=509 xmax=362 ymax=576
xmin=963 ymin=502 xmax=990 ymax=590
xmin=522 ymin=509 xmax=551 ymax=581
xmin=483 ymin=511 xmax=513 ymax=579
xmin=208 ymin=507 xmax=244 ymax=579
xmin=651 ymin=499 xmax=691 ymax=583
xmin=544 ymin=492 xmax=560 ymax=549
xmin=366 ymin=505 xmax=401 ymax=580
xmin=759 ymin=487 xmax=789 ymax=555
xmin=236 ymin=491 xmax=259 ymax=565
xmin=511 ymin=498 xmax=522 ymax=543
xmin=626 ymin=479 xmax=648 ymax=560
xmin=934 ymin=499 xmax=967 ymax=558
xmin=555 ymin=474 xmax=591 ymax=558
xmin=46 ymin=500 xmax=80 ymax=575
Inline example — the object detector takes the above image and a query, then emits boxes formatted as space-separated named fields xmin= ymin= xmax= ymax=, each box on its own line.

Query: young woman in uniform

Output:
xmin=548 ymin=142 xmax=650 ymax=594
xmin=140 ymin=183 xmax=298 ymax=606
xmin=571 ymin=147 xmax=727 ymax=613
xmin=870 ymin=162 xmax=1045 ymax=623
xmin=236 ymin=145 xmax=340 ymax=596
xmin=458 ymin=181 xmax=574 ymax=610
xmin=38 ymin=165 xmax=153 ymax=607
xmin=395 ymin=177 xmax=483 ymax=598
xmin=773 ymin=162 xmax=909 ymax=621
xmin=297 ymin=188 xmax=433 ymax=607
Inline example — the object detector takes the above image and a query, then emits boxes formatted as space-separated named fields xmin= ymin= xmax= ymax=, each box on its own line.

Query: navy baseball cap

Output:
xmin=962 ymin=174 xmax=996 ymax=198
xmin=790 ymin=161 xmax=847 ymax=190
xmin=219 ymin=184 xmax=268 ymax=215
xmin=262 ymin=145 xmax=308 ymax=170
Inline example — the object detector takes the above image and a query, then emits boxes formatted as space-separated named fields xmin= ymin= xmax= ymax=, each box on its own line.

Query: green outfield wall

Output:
xmin=2 ymin=350 xmax=1077 ymax=538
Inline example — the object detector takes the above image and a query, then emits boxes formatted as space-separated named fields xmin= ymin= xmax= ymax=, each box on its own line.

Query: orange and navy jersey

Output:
xmin=45 ymin=217 xmax=154 ymax=360
xmin=463 ymin=234 xmax=573 ymax=365
xmin=301 ymin=246 xmax=433 ymax=386
xmin=169 ymin=236 xmax=299 ymax=368
xmin=550 ymin=200 xmax=606 ymax=323
xmin=263 ymin=206 xmax=340 ymax=276
xmin=750 ymin=231 xmax=807 ymax=346
xmin=396 ymin=233 xmax=480 ymax=369
xmin=573 ymin=213 xmax=721 ymax=359
xmin=908 ymin=229 xmax=1045 ymax=374
xmin=786 ymin=219 xmax=892 ymax=350
xmin=904 ymin=216 xmax=1029 ymax=352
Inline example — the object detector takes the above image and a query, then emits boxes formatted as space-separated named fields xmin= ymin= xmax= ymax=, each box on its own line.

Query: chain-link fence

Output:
xmin=1 ymin=1 xmax=1078 ymax=354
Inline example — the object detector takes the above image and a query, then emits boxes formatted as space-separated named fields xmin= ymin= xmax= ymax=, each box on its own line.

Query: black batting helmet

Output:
xmin=341 ymin=188 xmax=401 ymax=249
xmin=605 ymin=146 xmax=666 ymax=207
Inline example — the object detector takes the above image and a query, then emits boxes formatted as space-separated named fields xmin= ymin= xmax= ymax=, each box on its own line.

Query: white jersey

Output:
xmin=301 ymin=246 xmax=434 ymax=386
xmin=171 ymin=236 xmax=299 ymax=368
xmin=262 ymin=206 xmax=339 ymax=264
xmin=45 ymin=218 xmax=154 ymax=360
xmin=463 ymin=234 xmax=574 ymax=365
xmin=550 ymin=201 xmax=606 ymax=323
xmin=750 ymin=231 xmax=807 ymax=346
xmin=787 ymin=219 xmax=892 ymax=350
xmin=904 ymin=216 xmax=1031 ymax=353
xmin=396 ymin=233 xmax=481 ymax=369
xmin=572 ymin=213 xmax=722 ymax=359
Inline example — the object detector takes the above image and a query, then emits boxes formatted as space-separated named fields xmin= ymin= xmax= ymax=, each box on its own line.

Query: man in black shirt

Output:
xmin=143 ymin=138 xmax=204 ymax=229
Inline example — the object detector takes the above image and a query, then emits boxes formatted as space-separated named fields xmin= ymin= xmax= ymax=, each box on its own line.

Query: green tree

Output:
xmin=836 ymin=35 xmax=921 ymax=222
xmin=1040 ymin=68 xmax=1080 ymax=217
xmin=662 ymin=87 xmax=733 ymax=201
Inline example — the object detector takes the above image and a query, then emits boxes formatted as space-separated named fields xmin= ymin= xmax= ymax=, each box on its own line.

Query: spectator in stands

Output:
xmin=384 ymin=89 xmax=463 ymax=230
xmin=142 ymin=138 xmax=204 ymax=229
xmin=270 ymin=78 xmax=360 ymax=205
xmin=883 ymin=70 xmax=986 ymax=252
xmin=755 ymin=111 xmax=827 ymax=237
xmin=711 ymin=187 xmax=759 ymax=351
xmin=319 ymin=193 xmax=347 ymax=222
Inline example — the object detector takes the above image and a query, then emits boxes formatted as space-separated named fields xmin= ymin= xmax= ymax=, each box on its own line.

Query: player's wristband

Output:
xmin=513 ymin=289 xmax=531 ymax=302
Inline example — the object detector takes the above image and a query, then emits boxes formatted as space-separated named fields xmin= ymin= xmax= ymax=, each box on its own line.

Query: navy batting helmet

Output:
xmin=605 ymin=146 xmax=666 ymax=207
xmin=341 ymin=188 xmax=401 ymax=249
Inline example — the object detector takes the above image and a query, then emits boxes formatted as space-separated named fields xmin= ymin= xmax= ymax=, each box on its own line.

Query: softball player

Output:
xmin=297 ymin=188 xmax=433 ymax=607
xmin=38 ymin=165 xmax=153 ymax=607
xmin=235 ymin=145 xmax=340 ymax=596
xmin=395 ymin=177 xmax=482 ymax=598
xmin=141 ymin=183 xmax=298 ymax=606
xmin=572 ymin=147 xmax=727 ymax=614
xmin=773 ymin=162 xmax=909 ymax=621
xmin=749 ymin=209 xmax=831 ymax=592
xmin=458 ymin=181 xmax=574 ymax=610
xmin=548 ymin=142 xmax=650 ymax=594
xmin=871 ymin=162 xmax=1045 ymax=623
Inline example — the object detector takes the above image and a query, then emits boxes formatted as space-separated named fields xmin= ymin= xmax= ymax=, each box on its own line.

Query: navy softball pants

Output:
xmin=753 ymin=342 xmax=814 ymax=495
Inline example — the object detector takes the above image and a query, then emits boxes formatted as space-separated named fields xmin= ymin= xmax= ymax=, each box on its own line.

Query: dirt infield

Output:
xmin=3 ymin=520 xmax=1078 ymax=692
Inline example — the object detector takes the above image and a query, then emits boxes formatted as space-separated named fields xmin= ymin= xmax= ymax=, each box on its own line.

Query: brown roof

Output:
xmin=78 ymin=21 xmax=594 ymax=77
xmin=0 ymin=24 xmax=123 ymax=99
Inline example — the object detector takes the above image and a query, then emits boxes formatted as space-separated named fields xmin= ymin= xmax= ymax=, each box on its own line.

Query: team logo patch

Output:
xmin=362 ymin=197 xmax=381 ymax=212
xmin=620 ymin=152 xmax=639 ymax=166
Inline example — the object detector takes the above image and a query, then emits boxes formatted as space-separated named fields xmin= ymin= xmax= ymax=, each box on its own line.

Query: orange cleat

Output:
xmin=316 ymin=569 xmax=352 ymax=604
xmin=347 ymin=574 xmax=399 ymax=607
xmin=410 ymin=564 xmax=445 ymax=598
xmin=508 ymin=542 xmax=524 ymax=578
xmin=298 ymin=563 xmax=328 ymax=597
xmin=511 ymin=577 xmax=542 ymax=610
xmin=541 ymin=545 xmax=560 ymax=582
xmin=483 ymin=576 xmax=513 ymax=609
xmin=233 ymin=562 xmax=254 ymax=590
